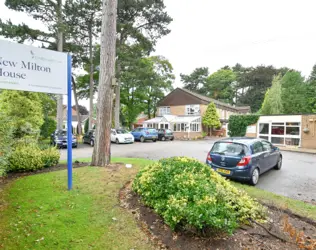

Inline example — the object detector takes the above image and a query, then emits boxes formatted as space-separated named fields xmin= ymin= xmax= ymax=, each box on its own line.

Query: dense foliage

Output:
xmin=202 ymin=102 xmax=221 ymax=131
xmin=40 ymin=117 xmax=57 ymax=139
xmin=0 ymin=91 xmax=44 ymax=139
xmin=228 ymin=115 xmax=259 ymax=137
xmin=133 ymin=157 xmax=265 ymax=234
xmin=260 ymin=75 xmax=283 ymax=115
xmin=8 ymin=141 xmax=60 ymax=172
xmin=0 ymin=113 xmax=13 ymax=176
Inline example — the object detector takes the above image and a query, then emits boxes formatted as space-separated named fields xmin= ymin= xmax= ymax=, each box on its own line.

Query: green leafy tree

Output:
xmin=0 ymin=112 xmax=13 ymax=176
xmin=236 ymin=65 xmax=289 ymax=112
xmin=260 ymin=75 xmax=283 ymax=115
xmin=0 ymin=91 xmax=44 ymax=138
xmin=281 ymin=71 xmax=312 ymax=114
xmin=140 ymin=56 xmax=174 ymax=118
xmin=204 ymin=69 xmax=236 ymax=104
xmin=202 ymin=102 xmax=221 ymax=135
xmin=84 ymin=118 xmax=89 ymax=133
xmin=40 ymin=117 xmax=57 ymax=139
xmin=180 ymin=67 xmax=209 ymax=94
xmin=307 ymin=64 xmax=316 ymax=112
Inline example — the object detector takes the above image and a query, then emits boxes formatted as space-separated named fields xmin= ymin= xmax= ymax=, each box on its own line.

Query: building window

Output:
xmin=259 ymin=123 xmax=269 ymax=134
xmin=185 ymin=105 xmax=200 ymax=115
xmin=190 ymin=123 xmax=201 ymax=132
xmin=159 ymin=106 xmax=170 ymax=115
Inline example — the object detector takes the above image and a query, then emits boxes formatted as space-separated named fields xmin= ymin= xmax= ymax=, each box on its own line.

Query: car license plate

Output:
xmin=152 ymin=136 xmax=156 ymax=139
xmin=217 ymin=168 xmax=231 ymax=175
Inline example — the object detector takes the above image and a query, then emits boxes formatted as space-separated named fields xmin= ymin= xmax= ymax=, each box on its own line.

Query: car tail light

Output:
xmin=237 ymin=156 xmax=251 ymax=166
xmin=207 ymin=154 xmax=212 ymax=162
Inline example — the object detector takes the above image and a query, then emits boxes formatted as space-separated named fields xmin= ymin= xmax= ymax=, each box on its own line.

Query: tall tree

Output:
xmin=307 ymin=64 xmax=316 ymax=112
xmin=114 ymin=0 xmax=172 ymax=128
xmin=204 ymin=69 xmax=236 ymax=104
xmin=202 ymin=102 xmax=221 ymax=136
xmin=140 ymin=56 xmax=174 ymax=119
xmin=65 ymin=0 xmax=101 ymax=130
xmin=180 ymin=67 xmax=209 ymax=94
xmin=237 ymin=65 xmax=287 ymax=112
xmin=91 ymin=0 xmax=117 ymax=166
xmin=281 ymin=71 xmax=312 ymax=114
xmin=0 ymin=0 xmax=85 ymax=130
xmin=260 ymin=75 xmax=283 ymax=115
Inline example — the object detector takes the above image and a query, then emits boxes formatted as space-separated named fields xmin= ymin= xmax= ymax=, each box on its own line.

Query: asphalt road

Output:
xmin=60 ymin=140 xmax=316 ymax=203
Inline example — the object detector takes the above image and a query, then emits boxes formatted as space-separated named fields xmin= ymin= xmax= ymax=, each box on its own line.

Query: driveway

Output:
xmin=60 ymin=140 xmax=316 ymax=203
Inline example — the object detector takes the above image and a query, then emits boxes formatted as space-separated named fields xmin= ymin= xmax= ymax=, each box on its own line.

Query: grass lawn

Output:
xmin=0 ymin=158 xmax=153 ymax=250
xmin=0 ymin=157 xmax=315 ymax=249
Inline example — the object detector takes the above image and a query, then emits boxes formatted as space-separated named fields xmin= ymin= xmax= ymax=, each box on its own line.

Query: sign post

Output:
xmin=0 ymin=39 xmax=73 ymax=190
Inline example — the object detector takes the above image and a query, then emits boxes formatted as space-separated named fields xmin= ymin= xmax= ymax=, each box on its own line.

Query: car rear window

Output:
xmin=148 ymin=129 xmax=156 ymax=133
xmin=211 ymin=142 xmax=248 ymax=156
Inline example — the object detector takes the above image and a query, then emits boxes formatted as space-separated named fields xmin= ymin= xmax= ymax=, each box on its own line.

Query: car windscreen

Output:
xmin=116 ymin=129 xmax=128 ymax=134
xmin=211 ymin=142 xmax=248 ymax=156
xmin=56 ymin=131 xmax=67 ymax=136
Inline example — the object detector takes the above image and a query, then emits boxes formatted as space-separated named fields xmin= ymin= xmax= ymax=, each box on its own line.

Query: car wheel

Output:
xmin=140 ymin=136 xmax=145 ymax=143
xmin=161 ymin=136 xmax=166 ymax=141
xmin=90 ymin=140 xmax=94 ymax=147
xmin=249 ymin=168 xmax=260 ymax=186
xmin=274 ymin=156 xmax=282 ymax=170
xmin=153 ymin=139 xmax=157 ymax=142
xmin=170 ymin=137 xmax=174 ymax=141
xmin=116 ymin=139 xmax=120 ymax=144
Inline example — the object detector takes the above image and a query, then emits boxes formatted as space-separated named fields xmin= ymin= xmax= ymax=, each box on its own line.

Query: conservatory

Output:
xmin=143 ymin=115 xmax=202 ymax=133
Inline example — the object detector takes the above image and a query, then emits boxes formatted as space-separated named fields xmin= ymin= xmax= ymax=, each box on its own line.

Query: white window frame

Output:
xmin=185 ymin=105 xmax=200 ymax=115
xmin=159 ymin=106 xmax=170 ymax=116
xmin=258 ymin=121 xmax=301 ymax=147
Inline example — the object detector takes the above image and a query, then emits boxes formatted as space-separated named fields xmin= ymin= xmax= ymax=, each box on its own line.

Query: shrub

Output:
xmin=228 ymin=115 xmax=259 ymax=137
xmin=40 ymin=117 xmax=56 ymax=139
xmin=41 ymin=147 xmax=60 ymax=168
xmin=0 ymin=113 xmax=13 ymax=176
xmin=133 ymin=157 xmax=265 ymax=234
xmin=8 ymin=143 xmax=44 ymax=172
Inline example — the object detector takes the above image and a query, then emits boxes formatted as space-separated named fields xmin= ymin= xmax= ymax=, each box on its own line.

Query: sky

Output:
xmin=1 ymin=0 xmax=316 ymax=108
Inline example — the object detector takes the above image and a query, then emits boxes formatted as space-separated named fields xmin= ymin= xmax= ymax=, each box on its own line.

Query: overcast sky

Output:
xmin=1 ymin=0 xmax=316 ymax=107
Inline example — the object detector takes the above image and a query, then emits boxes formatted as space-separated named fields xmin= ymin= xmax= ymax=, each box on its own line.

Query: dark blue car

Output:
xmin=206 ymin=138 xmax=282 ymax=185
xmin=131 ymin=127 xmax=158 ymax=142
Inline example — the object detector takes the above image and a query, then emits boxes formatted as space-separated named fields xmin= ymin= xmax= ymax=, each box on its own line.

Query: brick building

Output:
xmin=143 ymin=88 xmax=250 ymax=139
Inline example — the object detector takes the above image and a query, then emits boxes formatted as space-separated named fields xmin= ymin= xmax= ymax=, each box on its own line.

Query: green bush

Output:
xmin=41 ymin=147 xmax=60 ymax=168
xmin=40 ymin=117 xmax=56 ymax=139
xmin=133 ymin=157 xmax=265 ymax=234
xmin=0 ymin=113 xmax=13 ymax=176
xmin=8 ymin=143 xmax=44 ymax=172
xmin=228 ymin=115 xmax=259 ymax=137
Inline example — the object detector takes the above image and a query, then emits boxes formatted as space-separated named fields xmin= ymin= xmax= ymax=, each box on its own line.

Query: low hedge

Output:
xmin=8 ymin=142 xmax=60 ymax=172
xmin=228 ymin=114 xmax=259 ymax=137
xmin=133 ymin=157 xmax=265 ymax=234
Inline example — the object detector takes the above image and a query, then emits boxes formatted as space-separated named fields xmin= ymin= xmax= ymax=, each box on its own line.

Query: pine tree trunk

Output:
xmin=72 ymin=76 xmax=82 ymax=135
xmin=114 ymin=61 xmax=121 ymax=129
xmin=91 ymin=0 xmax=117 ymax=166
xmin=56 ymin=0 xmax=64 ymax=130
xmin=89 ymin=25 xmax=94 ymax=130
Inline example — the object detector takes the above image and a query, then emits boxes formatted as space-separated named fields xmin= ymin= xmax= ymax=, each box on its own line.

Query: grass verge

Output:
xmin=0 ymin=160 xmax=153 ymax=250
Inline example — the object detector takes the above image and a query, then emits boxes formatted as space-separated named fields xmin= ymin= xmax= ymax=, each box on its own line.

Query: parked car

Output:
xmin=158 ymin=129 xmax=174 ymax=141
xmin=111 ymin=129 xmax=134 ymax=144
xmin=83 ymin=130 xmax=95 ymax=147
xmin=131 ymin=127 xmax=158 ymax=142
xmin=51 ymin=130 xmax=78 ymax=148
xmin=206 ymin=137 xmax=282 ymax=185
